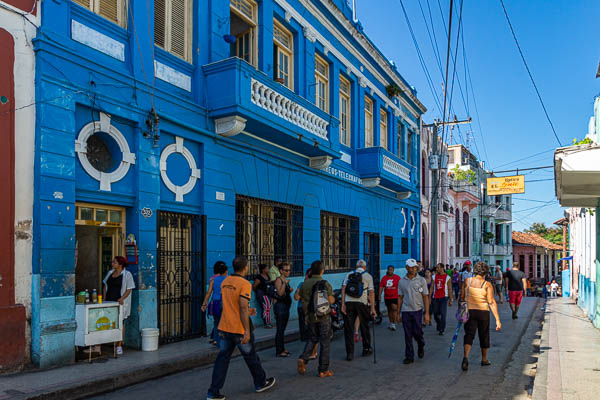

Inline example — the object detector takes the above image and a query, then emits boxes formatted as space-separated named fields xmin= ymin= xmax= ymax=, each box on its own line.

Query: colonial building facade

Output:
xmin=28 ymin=0 xmax=426 ymax=368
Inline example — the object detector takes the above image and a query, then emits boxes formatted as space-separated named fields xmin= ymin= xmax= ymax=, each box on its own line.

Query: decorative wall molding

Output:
xmin=410 ymin=210 xmax=416 ymax=235
xmin=71 ymin=20 xmax=125 ymax=61
xmin=250 ymin=78 xmax=329 ymax=140
xmin=303 ymin=26 xmax=316 ymax=43
xmin=215 ymin=115 xmax=247 ymax=137
xmin=340 ymin=151 xmax=352 ymax=164
xmin=382 ymin=155 xmax=411 ymax=182
xmin=309 ymin=155 xmax=332 ymax=170
xmin=362 ymin=177 xmax=380 ymax=188
xmin=154 ymin=60 xmax=191 ymax=92
xmin=396 ymin=191 xmax=412 ymax=200
xmin=159 ymin=136 xmax=201 ymax=202
xmin=401 ymin=208 xmax=407 ymax=234
xmin=75 ymin=112 xmax=135 ymax=191
xmin=358 ymin=77 xmax=367 ymax=88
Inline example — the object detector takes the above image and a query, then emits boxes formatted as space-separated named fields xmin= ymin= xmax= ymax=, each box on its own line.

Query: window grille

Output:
xmin=384 ymin=236 xmax=393 ymax=254
xmin=320 ymin=211 xmax=359 ymax=273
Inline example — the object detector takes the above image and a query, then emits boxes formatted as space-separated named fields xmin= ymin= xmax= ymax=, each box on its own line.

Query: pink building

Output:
xmin=512 ymin=231 xmax=562 ymax=279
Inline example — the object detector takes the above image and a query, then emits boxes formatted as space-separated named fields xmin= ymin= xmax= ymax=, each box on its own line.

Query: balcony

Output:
xmin=354 ymin=147 xmax=417 ymax=194
xmin=449 ymin=178 xmax=480 ymax=210
xmin=483 ymin=243 xmax=512 ymax=256
xmin=482 ymin=204 xmax=511 ymax=221
xmin=203 ymin=58 xmax=340 ymax=160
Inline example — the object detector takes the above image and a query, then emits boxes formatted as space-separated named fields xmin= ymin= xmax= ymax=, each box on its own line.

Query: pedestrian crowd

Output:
xmin=203 ymin=256 xmax=546 ymax=400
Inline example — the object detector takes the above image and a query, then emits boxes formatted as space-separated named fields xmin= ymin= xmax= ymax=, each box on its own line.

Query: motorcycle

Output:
xmin=330 ymin=289 xmax=382 ymax=331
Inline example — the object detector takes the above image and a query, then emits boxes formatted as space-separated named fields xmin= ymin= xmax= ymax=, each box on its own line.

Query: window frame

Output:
xmin=339 ymin=75 xmax=351 ymax=147
xmin=230 ymin=0 xmax=258 ymax=67
xmin=364 ymin=96 xmax=374 ymax=148
xmin=379 ymin=108 xmax=388 ymax=150
xmin=273 ymin=20 xmax=294 ymax=91
xmin=154 ymin=0 xmax=194 ymax=63
xmin=314 ymin=53 xmax=329 ymax=112
xmin=72 ymin=0 xmax=128 ymax=28
xmin=320 ymin=211 xmax=359 ymax=274
xmin=384 ymin=236 xmax=393 ymax=255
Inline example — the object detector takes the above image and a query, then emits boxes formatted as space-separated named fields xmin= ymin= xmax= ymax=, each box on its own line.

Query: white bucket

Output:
xmin=141 ymin=328 xmax=160 ymax=351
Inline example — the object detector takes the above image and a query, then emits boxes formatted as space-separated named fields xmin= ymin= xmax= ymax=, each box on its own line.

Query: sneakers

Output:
xmin=318 ymin=370 xmax=334 ymax=378
xmin=388 ymin=323 xmax=397 ymax=331
xmin=417 ymin=347 xmax=424 ymax=359
xmin=438 ymin=331 xmax=444 ymax=336
xmin=297 ymin=359 xmax=306 ymax=375
xmin=116 ymin=346 xmax=123 ymax=355
xmin=207 ymin=394 xmax=226 ymax=400
xmin=362 ymin=348 xmax=373 ymax=356
xmin=255 ymin=377 xmax=276 ymax=393
xmin=403 ymin=358 xmax=414 ymax=364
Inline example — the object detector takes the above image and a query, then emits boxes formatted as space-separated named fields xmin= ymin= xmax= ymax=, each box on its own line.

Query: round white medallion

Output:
xmin=159 ymin=136 xmax=201 ymax=202
xmin=75 ymin=112 xmax=136 ymax=192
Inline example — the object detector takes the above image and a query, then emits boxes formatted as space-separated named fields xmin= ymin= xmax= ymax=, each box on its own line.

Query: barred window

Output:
xmin=236 ymin=195 xmax=303 ymax=277
xmin=320 ymin=211 xmax=359 ymax=273
xmin=384 ymin=236 xmax=393 ymax=254
xmin=401 ymin=237 xmax=409 ymax=254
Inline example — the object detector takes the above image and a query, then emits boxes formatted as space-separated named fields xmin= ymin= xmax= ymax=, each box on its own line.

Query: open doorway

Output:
xmin=75 ymin=203 xmax=125 ymax=294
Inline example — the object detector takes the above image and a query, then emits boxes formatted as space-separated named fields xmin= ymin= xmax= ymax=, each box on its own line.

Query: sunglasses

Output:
xmin=282 ymin=269 xmax=291 ymax=272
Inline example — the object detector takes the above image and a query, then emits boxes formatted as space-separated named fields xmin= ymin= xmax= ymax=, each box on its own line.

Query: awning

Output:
xmin=558 ymin=256 xmax=573 ymax=261
xmin=554 ymin=144 xmax=600 ymax=207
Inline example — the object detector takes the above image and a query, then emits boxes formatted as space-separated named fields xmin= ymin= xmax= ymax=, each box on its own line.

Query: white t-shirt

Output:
xmin=461 ymin=271 xmax=473 ymax=281
xmin=343 ymin=268 xmax=374 ymax=305
xmin=551 ymin=282 xmax=559 ymax=292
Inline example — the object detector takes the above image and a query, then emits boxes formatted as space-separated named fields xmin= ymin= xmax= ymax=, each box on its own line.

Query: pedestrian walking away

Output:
xmin=297 ymin=260 xmax=335 ymax=378
xmin=252 ymin=264 xmax=273 ymax=329
xmin=504 ymin=262 xmax=527 ymax=319
xmin=202 ymin=261 xmax=229 ymax=346
xmin=452 ymin=268 xmax=461 ymax=300
xmin=431 ymin=263 xmax=453 ymax=335
xmin=398 ymin=258 xmax=430 ymax=365
xmin=379 ymin=265 xmax=401 ymax=331
xmin=492 ymin=266 xmax=504 ymax=304
xmin=294 ymin=268 xmax=318 ymax=360
xmin=341 ymin=259 xmax=376 ymax=361
xmin=207 ymin=256 xmax=275 ymax=400
xmin=273 ymin=262 xmax=293 ymax=357
xmin=460 ymin=262 xmax=502 ymax=371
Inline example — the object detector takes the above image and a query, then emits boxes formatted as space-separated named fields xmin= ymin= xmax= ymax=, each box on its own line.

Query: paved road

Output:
xmin=91 ymin=298 xmax=540 ymax=400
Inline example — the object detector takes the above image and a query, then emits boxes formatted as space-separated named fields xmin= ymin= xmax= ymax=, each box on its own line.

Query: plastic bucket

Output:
xmin=141 ymin=328 xmax=160 ymax=351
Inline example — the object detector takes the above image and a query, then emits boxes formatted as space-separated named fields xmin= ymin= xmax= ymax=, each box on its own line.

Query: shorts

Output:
xmin=494 ymin=284 xmax=503 ymax=294
xmin=508 ymin=290 xmax=524 ymax=306
xmin=464 ymin=309 xmax=490 ymax=348
xmin=384 ymin=298 xmax=399 ymax=308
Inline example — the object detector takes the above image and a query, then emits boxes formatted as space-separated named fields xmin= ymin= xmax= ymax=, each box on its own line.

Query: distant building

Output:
xmin=512 ymin=231 xmax=561 ymax=279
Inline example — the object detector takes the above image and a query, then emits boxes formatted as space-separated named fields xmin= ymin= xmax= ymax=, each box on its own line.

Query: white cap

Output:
xmin=406 ymin=258 xmax=418 ymax=267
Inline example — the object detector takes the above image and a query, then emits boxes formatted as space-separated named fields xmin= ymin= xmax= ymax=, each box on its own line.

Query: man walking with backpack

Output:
xmin=398 ymin=258 xmax=430 ymax=365
xmin=341 ymin=259 xmax=376 ymax=361
xmin=297 ymin=260 xmax=335 ymax=378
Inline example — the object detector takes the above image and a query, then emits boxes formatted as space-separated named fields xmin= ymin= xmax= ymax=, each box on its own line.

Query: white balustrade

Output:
xmin=251 ymin=78 xmax=329 ymax=140
xmin=382 ymin=154 xmax=411 ymax=182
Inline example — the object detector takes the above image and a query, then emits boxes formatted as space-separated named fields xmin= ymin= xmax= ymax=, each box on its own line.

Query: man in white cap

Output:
xmin=398 ymin=258 xmax=430 ymax=364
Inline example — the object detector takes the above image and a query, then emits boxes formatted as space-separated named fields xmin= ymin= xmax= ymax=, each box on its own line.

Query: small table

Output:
xmin=75 ymin=302 xmax=123 ymax=362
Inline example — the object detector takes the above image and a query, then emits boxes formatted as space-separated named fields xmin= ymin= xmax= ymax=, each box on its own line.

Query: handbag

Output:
xmin=456 ymin=278 xmax=471 ymax=323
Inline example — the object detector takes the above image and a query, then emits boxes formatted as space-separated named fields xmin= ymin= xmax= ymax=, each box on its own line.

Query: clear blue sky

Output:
xmin=358 ymin=0 xmax=600 ymax=231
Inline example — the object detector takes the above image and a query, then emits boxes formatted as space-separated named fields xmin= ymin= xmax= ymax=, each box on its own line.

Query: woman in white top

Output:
xmin=103 ymin=256 xmax=136 ymax=355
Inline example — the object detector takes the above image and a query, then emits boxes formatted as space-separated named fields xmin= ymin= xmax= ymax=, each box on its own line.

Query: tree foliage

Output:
xmin=525 ymin=222 xmax=566 ymax=246
xmin=451 ymin=165 xmax=476 ymax=184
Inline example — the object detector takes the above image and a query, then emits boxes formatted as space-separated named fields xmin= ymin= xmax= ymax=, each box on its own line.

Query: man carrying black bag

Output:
xmin=341 ymin=259 xmax=376 ymax=361
xmin=297 ymin=260 xmax=335 ymax=378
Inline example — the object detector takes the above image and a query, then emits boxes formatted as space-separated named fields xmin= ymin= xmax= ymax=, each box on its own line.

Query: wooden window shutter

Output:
xmin=170 ymin=0 xmax=187 ymax=59
xmin=73 ymin=0 xmax=92 ymax=10
xmin=98 ymin=0 xmax=120 ymax=25
xmin=154 ymin=0 xmax=166 ymax=48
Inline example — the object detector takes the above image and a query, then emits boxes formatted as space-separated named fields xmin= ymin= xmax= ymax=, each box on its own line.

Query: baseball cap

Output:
xmin=406 ymin=258 xmax=418 ymax=267
xmin=464 ymin=260 xmax=472 ymax=265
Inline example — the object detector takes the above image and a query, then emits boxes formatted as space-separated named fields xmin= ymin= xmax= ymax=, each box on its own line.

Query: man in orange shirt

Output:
xmin=207 ymin=256 xmax=276 ymax=400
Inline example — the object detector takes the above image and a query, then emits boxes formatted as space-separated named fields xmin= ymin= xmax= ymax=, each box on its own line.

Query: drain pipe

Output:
xmin=352 ymin=0 xmax=358 ymax=23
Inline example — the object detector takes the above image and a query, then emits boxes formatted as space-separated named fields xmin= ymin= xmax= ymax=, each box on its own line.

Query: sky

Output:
xmin=357 ymin=0 xmax=600 ymax=232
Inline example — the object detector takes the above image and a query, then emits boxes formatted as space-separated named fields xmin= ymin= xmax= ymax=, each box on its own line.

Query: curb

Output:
xmin=20 ymin=330 xmax=300 ymax=400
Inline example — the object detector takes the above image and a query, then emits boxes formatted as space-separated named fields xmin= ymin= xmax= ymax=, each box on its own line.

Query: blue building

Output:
xmin=32 ymin=0 xmax=426 ymax=367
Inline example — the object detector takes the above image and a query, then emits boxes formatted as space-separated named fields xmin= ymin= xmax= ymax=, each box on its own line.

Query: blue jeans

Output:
xmin=402 ymin=310 xmax=425 ymax=360
xmin=274 ymin=302 xmax=290 ymax=354
xmin=432 ymin=297 xmax=448 ymax=333
xmin=208 ymin=330 xmax=267 ymax=396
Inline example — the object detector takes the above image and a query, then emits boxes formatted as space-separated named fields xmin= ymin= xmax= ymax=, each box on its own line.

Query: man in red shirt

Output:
xmin=379 ymin=265 xmax=401 ymax=331
xmin=431 ymin=263 xmax=453 ymax=335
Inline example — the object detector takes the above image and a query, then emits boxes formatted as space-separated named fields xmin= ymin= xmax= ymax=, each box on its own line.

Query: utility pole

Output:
xmin=424 ymin=117 xmax=471 ymax=266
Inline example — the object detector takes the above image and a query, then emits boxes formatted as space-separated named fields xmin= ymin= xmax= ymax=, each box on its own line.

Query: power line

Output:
xmin=499 ymin=0 xmax=562 ymax=146
xmin=491 ymin=148 xmax=555 ymax=170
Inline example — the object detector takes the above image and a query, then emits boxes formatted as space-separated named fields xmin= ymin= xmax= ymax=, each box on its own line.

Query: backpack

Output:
xmin=265 ymin=280 xmax=277 ymax=299
xmin=309 ymin=280 xmax=331 ymax=317
xmin=345 ymin=271 xmax=365 ymax=298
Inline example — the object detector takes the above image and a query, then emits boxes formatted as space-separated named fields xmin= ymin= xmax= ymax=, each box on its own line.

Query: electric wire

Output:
xmin=499 ymin=0 xmax=562 ymax=146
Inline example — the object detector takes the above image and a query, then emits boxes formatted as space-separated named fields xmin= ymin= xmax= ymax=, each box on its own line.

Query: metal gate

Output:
xmin=157 ymin=212 xmax=206 ymax=344
xmin=364 ymin=232 xmax=381 ymax=314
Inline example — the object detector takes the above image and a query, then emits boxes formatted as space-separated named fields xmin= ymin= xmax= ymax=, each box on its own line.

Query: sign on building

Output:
xmin=487 ymin=175 xmax=525 ymax=195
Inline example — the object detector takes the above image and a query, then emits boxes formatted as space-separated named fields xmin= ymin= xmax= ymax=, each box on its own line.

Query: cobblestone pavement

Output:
xmin=91 ymin=297 xmax=540 ymax=400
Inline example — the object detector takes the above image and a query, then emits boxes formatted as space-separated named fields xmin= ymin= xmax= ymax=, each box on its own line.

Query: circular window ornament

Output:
xmin=75 ymin=112 xmax=136 ymax=191
xmin=160 ymin=137 xmax=201 ymax=202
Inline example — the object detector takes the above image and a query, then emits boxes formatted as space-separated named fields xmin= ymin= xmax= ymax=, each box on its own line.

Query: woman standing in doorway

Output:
xmin=103 ymin=256 xmax=136 ymax=355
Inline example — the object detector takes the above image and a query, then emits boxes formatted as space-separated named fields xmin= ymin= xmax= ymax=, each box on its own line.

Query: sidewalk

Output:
xmin=532 ymin=297 xmax=600 ymax=400
xmin=0 ymin=326 xmax=298 ymax=400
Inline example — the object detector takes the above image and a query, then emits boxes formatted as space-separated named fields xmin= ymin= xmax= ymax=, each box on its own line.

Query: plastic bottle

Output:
xmin=85 ymin=289 xmax=90 ymax=304
xmin=92 ymin=289 xmax=98 ymax=304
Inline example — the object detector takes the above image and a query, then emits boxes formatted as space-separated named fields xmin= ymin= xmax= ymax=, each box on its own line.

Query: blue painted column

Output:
xmin=257 ymin=1 xmax=274 ymax=75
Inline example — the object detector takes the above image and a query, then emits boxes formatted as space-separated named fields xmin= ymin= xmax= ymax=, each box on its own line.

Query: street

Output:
xmin=90 ymin=298 xmax=540 ymax=400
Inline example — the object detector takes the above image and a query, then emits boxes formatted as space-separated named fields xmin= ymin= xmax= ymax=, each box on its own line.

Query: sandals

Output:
xmin=481 ymin=360 xmax=491 ymax=366
xmin=276 ymin=350 xmax=291 ymax=357
xmin=461 ymin=357 xmax=469 ymax=371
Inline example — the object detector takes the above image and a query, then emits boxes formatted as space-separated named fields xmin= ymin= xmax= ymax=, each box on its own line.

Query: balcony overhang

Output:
xmin=204 ymin=58 xmax=340 ymax=160
xmin=355 ymin=147 xmax=417 ymax=195
xmin=554 ymin=144 xmax=600 ymax=207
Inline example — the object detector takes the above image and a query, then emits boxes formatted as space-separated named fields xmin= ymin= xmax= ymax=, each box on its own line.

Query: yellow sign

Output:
xmin=487 ymin=175 xmax=525 ymax=195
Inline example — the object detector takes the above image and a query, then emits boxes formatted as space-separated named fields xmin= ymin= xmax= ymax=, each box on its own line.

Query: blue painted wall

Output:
xmin=32 ymin=0 xmax=425 ymax=367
